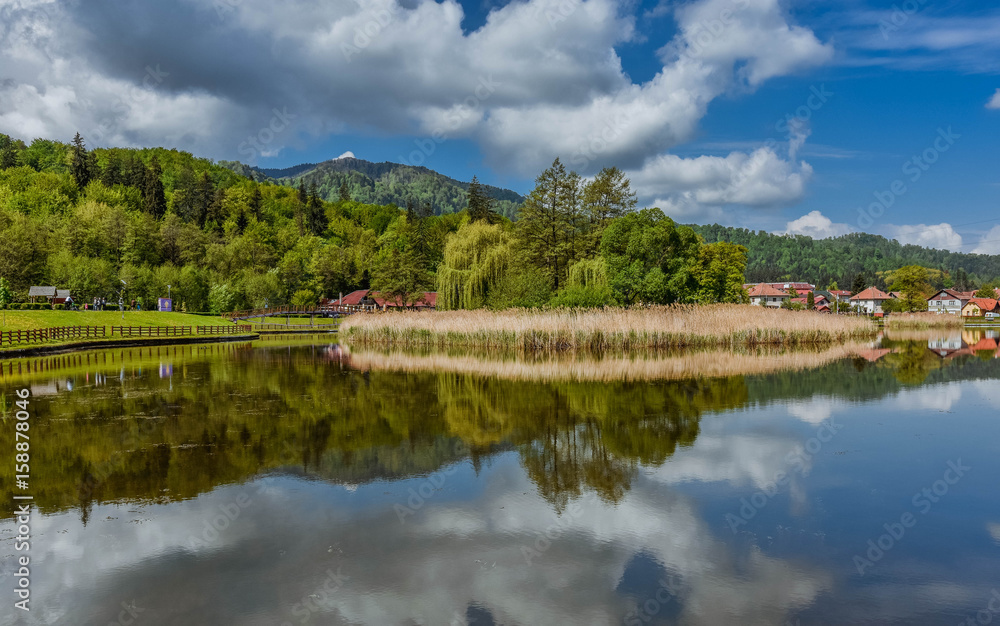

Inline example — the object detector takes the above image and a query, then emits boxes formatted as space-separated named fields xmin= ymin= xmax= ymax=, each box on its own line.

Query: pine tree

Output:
xmin=582 ymin=166 xmax=636 ymax=255
xmin=143 ymin=155 xmax=167 ymax=218
xmin=249 ymin=184 xmax=262 ymax=221
xmin=467 ymin=175 xmax=496 ymax=223
xmin=69 ymin=132 xmax=95 ymax=188
xmin=851 ymin=273 xmax=866 ymax=295
xmin=307 ymin=182 xmax=326 ymax=235
xmin=516 ymin=158 xmax=583 ymax=291
xmin=339 ymin=180 xmax=351 ymax=202
xmin=124 ymin=153 xmax=148 ymax=188
xmin=194 ymin=172 xmax=214 ymax=227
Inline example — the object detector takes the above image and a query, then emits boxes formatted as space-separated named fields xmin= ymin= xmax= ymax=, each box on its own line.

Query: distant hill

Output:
xmin=690 ymin=223 xmax=1000 ymax=289
xmin=218 ymin=156 xmax=525 ymax=218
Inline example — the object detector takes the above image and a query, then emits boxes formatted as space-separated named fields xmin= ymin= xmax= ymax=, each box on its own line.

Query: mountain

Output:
xmin=689 ymin=224 xmax=1000 ymax=290
xmin=218 ymin=156 xmax=525 ymax=218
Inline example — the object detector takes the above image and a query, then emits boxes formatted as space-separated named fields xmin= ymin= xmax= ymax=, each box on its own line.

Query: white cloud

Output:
xmin=335 ymin=151 xmax=356 ymax=160
xmin=0 ymin=0 xmax=831 ymax=214
xmin=987 ymin=88 xmax=1000 ymax=110
xmin=781 ymin=210 xmax=851 ymax=239
xmin=627 ymin=146 xmax=813 ymax=220
xmin=884 ymin=222 xmax=963 ymax=251
xmin=971 ymin=225 xmax=1000 ymax=255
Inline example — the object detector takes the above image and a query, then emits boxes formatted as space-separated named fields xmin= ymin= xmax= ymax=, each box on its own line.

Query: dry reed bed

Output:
xmin=340 ymin=304 xmax=876 ymax=350
xmin=886 ymin=312 xmax=964 ymax=329
xmin=343 ymin=342 xmax=874 ymax=383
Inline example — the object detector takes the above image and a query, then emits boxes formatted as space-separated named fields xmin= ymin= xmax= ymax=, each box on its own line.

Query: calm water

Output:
xmin=2 ymin=331 xmax=1000 ymax=625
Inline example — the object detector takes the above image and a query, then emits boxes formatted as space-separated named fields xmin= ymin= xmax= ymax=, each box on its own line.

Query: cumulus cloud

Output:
xmin=971 ymin=225 xmax=1000 ymax=255
xmin=884 ymin=222 xmax=963 ymax=251
xmin=0 ymin=0 xmax=831 ymax=217
xmin=781 ymin=210 xmax=851 ymax=239
xmin=335 ymin=151 xmax=356 ymax=160
xmin=987 ymin=89 xmax=1000 ymax=110
xmin=627 ymin=147 xmax=813 ymax=220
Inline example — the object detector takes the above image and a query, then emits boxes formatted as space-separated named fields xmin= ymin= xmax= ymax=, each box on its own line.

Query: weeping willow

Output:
xmin=436 ymin=221 xmax=513 ymax=309
xmin=566 ymin=257 xmax=608 ymax=289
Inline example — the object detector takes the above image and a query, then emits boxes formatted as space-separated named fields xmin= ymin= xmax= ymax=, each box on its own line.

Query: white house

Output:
xmin=747 ymin=283 xmax=790 ymax=308
xmin=927 ymin=289 xmax=976 ymax=314
xmin=850 ymin=287 xmax=893 ymax=315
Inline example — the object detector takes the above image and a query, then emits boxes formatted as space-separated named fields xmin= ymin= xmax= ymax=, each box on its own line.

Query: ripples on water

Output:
xmin=1 ymin=330 xmax=999 ymax=625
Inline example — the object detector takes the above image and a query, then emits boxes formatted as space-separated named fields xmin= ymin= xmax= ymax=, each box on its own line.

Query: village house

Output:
xmin=28 ymin=286 xmax=57 ymax=303
xmin=961 ymin=298 xmax=1000 ymax=318
xmin=326 ymin=290 xmax=437 ymax=310
xmin=927 ymin=289 xmax=977 ymax=314
xmin=747 ymin=283 xmax=791 ymax=308
xmin=850 ymin=287 xmax=894 ymax=315
xmin=828 ymin=290 xmax=853 ymax=303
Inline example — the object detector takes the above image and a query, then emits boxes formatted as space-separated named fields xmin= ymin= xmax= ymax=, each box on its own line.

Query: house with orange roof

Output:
xmin=961 ymin=298 xmax=1000 ymax=318
xmin=747 ymin=283 xmax=791 ymax=308
xmin=850 ymin=287 xmax=894 ymax=315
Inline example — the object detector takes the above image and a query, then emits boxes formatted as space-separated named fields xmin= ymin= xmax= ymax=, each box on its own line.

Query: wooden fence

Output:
xmin=0 ymin=326 xmax=106 ymax=347
xmin=196 ymin=325 xmax=252 ymax=335
xmin=1 ymin=324 xmax=253 ymax=348
xmin=112 ymin=326 xmax=193 ymax=337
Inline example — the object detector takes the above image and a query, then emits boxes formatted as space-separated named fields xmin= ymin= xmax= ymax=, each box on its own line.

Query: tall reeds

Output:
xmin=342 ymin=341 xmax=875 ymax=383
xmin=886 ymin=313 xmax=964 ymax=329
xmin=340 ymin=304 xmax=876 ymax=351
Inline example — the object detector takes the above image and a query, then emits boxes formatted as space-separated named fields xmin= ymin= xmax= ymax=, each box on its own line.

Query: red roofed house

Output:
xmin=850 ymin=287 xmax=894 ymax=315
xmin=928 ymin=289 xmax=977 ymax=315
xmin=828 ymin=290 xmax=853 ymax=304
xmin=962 ymin=298 xmax=1000 ymax=318
xmin=747 ymin=283 xmax=791 ymax=308
xmin=324 ymin=290 xmax=437 ymax=310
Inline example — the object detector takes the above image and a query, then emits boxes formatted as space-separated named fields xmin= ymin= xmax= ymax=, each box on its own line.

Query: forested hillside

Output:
xmin=0 ymin=134 xmax=750 ymax=313
xmin=218 ymin=156 xmax=525 ymax=218
xmin=691 ymin=224 xmax=1000 ymax=290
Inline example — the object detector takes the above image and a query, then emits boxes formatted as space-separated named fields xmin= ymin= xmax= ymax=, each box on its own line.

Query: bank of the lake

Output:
xmin=340 ymin=304 xmax=877 ymax=351
xmin=0 ymin=310 xmax=249 ymax=356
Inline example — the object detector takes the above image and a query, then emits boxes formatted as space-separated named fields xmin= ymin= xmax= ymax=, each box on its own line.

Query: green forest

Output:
xmin=692 ymin=224 xmax=1000 ymax=291
xmin=219 ymin=156 xmax=525 ymax=218
xmin=1 ymin=132 xmax=997 ymax=313
xmin=0 ymin=134 xmax=749 ymax=312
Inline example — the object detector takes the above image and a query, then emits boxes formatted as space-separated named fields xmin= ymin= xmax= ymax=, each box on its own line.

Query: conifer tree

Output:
xmin=143 ymin=155 xmax=167 ymax=218
xmin=339 ymin=180 xmax=351 ymax=202
xmin=69 ymin=132 xmax=95 ymax=188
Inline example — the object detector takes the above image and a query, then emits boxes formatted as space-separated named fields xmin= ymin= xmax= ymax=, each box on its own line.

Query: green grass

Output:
xmin=0 ymin=310 xmax=235 ymax=332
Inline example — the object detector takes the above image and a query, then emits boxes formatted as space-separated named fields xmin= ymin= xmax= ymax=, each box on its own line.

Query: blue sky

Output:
xmin=1 ymin=0 xmax=998 ymax=251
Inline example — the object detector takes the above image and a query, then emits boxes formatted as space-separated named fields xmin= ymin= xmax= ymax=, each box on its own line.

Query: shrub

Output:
xmin=52 ymin=303 xmax=64 ymax=310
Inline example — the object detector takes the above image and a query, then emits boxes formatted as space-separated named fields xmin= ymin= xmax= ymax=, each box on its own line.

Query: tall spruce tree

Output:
xmin=339 ymin=179 xmax=351 ymax=202
xmin=69 ymin=132 xmax=95 ymax=188
xmin=143 ymin=155 xmax=167 ymax=218
xmin=582 ymin=166 xmax=637 ymax=255
xmin=467 ymin=176 xmax=496 ymax=223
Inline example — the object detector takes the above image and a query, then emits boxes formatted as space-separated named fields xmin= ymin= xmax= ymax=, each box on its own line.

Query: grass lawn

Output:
xmin=0 ymin=310 xmax=235 ymax=332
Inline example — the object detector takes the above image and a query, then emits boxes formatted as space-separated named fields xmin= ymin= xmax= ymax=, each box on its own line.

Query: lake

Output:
xmin=2 ymin=330 xmax=999 ymax=625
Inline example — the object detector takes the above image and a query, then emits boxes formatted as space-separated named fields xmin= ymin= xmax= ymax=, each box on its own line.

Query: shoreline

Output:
xmin=0 ymin=333 xmax=260 ymax=359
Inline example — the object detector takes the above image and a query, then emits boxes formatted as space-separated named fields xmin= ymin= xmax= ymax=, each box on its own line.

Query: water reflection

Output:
xmin=0 ymin=332 xmax=998 ymax=625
